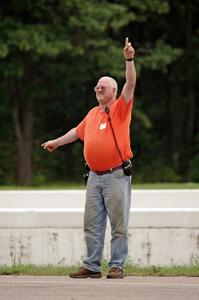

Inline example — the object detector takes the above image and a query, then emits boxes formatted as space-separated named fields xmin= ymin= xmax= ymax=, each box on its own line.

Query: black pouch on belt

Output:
xmin=81 ymin=159 xmax=90 ymax=184
xmin=122 ymin=159 xmax=133 ymax=176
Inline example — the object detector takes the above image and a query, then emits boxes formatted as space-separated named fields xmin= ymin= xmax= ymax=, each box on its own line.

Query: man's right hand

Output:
xmin=41 ymin=140 xmax=59 ymax=152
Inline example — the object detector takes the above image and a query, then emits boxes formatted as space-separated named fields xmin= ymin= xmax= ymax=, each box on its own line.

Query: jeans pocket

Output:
xmin=112 ymin=168 xmax=124 ymax=179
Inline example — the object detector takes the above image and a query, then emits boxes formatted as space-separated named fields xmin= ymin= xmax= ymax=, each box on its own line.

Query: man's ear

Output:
xmin=113 ymin=87 xmax=117 ymax=97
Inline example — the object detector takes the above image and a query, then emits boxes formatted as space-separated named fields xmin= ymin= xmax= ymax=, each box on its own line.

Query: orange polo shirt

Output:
xmin=76 ymin=94 xmax=133 ymax=171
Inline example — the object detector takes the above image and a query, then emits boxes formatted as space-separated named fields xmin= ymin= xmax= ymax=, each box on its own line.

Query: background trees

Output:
xmin=0 ymin=0 xmax=198 ymax=185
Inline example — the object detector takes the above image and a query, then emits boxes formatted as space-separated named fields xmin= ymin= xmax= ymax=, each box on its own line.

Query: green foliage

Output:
xmin=138 ymin=40 xmax=183 ymax=72
xmin=134 ymin=159 xmax=181 ymax=183
xmin=0 ymin=0 xmax=198 ymax=184
xmin=0 ymin=85 xmax=15 ymax=184
xmin=188 ymin=154 xmax=199 ymax=182
xmin=0 ymin=44 xmax=8 ymax=58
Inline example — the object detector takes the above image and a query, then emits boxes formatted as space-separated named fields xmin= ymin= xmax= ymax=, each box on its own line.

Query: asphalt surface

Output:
xmin=0 ymin=276 xmax=199 ymax=300
xmin=1 ymin=190 xmax=199 ymax=208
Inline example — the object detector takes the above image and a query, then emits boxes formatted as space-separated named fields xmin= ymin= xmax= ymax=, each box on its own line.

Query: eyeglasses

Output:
xmin=94 ymin=85 xmax=106 ymax=93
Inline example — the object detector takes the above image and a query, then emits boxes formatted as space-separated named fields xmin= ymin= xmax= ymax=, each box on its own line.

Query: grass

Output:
xmin=0 ymin=182 xmax=199 ymax=190
xmin=0 ymin=261 xmax=199 ymax=276
xmin=124 ymin=262 xmax=199 ymax=277
xmin=132 ymin=182 xmax=199 ymax=189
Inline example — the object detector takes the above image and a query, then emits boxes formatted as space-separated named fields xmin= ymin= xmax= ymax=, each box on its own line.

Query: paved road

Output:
xmin=1 ymin=190 xmax=199 ymax=208
xmin=0 ymin=276 xmax=199 ymax=300
xmin=0 ymin=189 xmax=199 ymax=209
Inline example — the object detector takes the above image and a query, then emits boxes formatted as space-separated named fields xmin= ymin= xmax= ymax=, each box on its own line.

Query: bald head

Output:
xmin=94 ymin=76 xmax=118 ymax=108
xmin=98 ymin=76 xmax=118 ymax=97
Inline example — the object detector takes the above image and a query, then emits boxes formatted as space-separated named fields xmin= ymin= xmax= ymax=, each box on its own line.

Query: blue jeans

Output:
xmin=83 ymin=168 xmax=131 ymax=272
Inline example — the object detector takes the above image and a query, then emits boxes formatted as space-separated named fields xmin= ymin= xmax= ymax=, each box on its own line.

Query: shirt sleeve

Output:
xmin=76 ymin=115 xmax=87 ymax=141
xmin=116 ymin=94 xmax=133 ymax=120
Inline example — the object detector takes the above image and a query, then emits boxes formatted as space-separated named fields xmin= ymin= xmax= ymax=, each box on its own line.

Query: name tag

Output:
xmin=99 ymin=123 xmax=107 ymax=130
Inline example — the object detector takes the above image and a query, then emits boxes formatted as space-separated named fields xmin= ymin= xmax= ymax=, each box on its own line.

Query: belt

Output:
xmin=93 ymin=164 xmax=123 ymax=175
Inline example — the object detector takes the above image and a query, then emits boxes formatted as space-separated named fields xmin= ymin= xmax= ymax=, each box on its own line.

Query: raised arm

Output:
xmin=122 ymin=37 xmax=136 ymax=103
xmin=41 ymin=127 xmax=78 ymax=152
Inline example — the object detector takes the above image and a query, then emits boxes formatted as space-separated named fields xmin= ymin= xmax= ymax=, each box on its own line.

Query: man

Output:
xmin=41 ymin=37 xmax=136 ymax=279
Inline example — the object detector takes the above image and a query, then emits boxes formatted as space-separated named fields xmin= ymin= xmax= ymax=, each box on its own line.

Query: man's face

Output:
xmin=94 ymin=78 xmax=115 ymax=105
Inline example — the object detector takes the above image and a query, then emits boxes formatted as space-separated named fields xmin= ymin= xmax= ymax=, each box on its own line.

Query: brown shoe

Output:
xmin=106 ymin=267 xmax=124 ymax=279
xmin=69 ymin=267 xmax=102 ymax=278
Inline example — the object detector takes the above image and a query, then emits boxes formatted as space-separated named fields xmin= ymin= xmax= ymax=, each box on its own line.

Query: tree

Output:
xmin=0 ymin=0 xmax=132 ymax=184
xmin=0 ymin=0 xmax=198 ymax=184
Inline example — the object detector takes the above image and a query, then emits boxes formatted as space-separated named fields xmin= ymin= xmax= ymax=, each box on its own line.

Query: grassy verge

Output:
xmin=0 ymin=182 xmax=199 ymax=190
xmin=132 ymin=182 xmax=199 ymax=189
xmin=0 ymin=261 xmax=199 ymax=276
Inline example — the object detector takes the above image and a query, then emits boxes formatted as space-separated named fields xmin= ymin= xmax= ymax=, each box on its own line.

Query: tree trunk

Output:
xmin=185 ymin=1 xmax=195 ymax=157
xmin=170 ymin=63 xmax=183 ymax=173
xmin=11 ymin=54 xmax=34 ymax=185
xmin=12 ymin=95 xmax=34 ymax=185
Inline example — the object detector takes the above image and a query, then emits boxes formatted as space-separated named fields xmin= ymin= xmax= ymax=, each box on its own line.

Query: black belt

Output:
xmin=93 ymin=164 xmax=123 ymax=175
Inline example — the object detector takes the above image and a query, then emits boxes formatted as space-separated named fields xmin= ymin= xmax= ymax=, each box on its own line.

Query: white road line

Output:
xmin=1 ymin=208 xmax=199 ymax=212
xmin=0 ymin=189 xmax=199 ymax=194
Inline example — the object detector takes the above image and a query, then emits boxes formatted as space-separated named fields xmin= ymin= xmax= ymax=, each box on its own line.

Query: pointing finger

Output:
xmin=125 ymin=37 xmax=129 ymax=47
